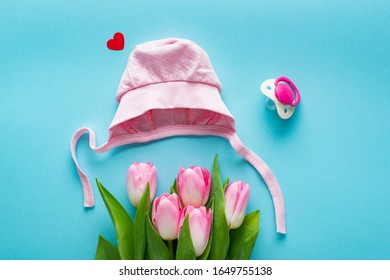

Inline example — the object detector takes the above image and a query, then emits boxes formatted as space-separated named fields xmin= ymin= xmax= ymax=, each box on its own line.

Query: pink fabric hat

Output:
xmin=70 ymin=38 xmax=286 ymax=234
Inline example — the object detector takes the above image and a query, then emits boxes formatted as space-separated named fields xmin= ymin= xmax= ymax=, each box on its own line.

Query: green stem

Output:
xmin=168 ymin=240 xmax=174 ymax=258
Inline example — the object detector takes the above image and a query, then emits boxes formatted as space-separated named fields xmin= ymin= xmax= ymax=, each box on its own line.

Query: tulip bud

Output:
xmin=152 ymin=193 xmax=182 ymax=241
xmin=179 ymin=205 xmax=212 ymax=257
xmin=177 ymin=166 xmax=211 ymax=207
xmin=126 ymin=162 xmax=157 ymax=207
xmin=224 ymin=181 xmax=250 ymax=229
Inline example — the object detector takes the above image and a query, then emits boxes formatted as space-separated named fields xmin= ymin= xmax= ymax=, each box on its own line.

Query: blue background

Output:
xmin=1 ymin=0 xmax=389 ymax=260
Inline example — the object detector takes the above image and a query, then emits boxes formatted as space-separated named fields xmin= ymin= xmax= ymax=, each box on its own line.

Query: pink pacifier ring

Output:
xmin=274 ymin=77 xmax=301 ymax=107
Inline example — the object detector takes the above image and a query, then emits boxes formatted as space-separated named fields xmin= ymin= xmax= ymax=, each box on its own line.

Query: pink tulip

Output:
xmin=224 ymin=181 xmax=250 ymax=229
xmin=177 ymin=166 xmax=211 ymax=207
xmin=126 ymin=162 xmax=157 ymax=207
xmin=179 ymin=205 xmax=212 ymax=257
xmin=152 ymin=193 xmax=182 ymax=240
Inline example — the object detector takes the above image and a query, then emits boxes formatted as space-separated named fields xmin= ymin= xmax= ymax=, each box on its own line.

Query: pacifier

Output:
xmin=260 ymin=76 xmax=301 ymax=119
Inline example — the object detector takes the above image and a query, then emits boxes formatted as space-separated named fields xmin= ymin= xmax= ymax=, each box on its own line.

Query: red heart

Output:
xmin=107 ymin=32 xmax=124 ymax=51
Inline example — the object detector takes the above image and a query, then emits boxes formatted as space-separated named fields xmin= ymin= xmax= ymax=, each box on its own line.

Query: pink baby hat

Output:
xmin=71 ymin=38 xmax=286 ymax=234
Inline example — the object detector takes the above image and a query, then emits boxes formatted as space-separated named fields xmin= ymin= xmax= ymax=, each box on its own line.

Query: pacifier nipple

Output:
xmin=260 ymin=76 xmax=301 ymax=119
xmin=265 ymin=98 xmax=276 ymax=111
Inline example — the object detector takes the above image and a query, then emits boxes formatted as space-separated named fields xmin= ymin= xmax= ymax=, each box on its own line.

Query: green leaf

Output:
xmin=170 ymin=179 xmax=178 ymax=195
xmin=205 ymin=197 xmax=214 ymax=209
xmin=228 ymin=210 xmax=260 ymax=260
xmin=208 ymin=155 xmax=230 ymax=260
xmin=95 ymin=235 xmax=121 ymax=260
xmin=96 ymin=179 xmax=134 ymax=260
xmin=176 ymin=214 xmax=196 ymax=260
xmin=133 ymin=183 xmax=150 ymax=260
xmin=223 ymin=177 xmax=229 ymax=191
xmin=145 ymin=213 xmax=173 ymax=260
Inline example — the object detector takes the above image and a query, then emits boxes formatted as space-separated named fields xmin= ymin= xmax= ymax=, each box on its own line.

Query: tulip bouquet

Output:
xmin=95 ymin=155 xmax=260 ymax=260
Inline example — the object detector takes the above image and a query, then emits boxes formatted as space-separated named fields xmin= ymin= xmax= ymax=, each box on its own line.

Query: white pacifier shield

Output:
xmin=260 ymin=79 xmax=295 ymax=119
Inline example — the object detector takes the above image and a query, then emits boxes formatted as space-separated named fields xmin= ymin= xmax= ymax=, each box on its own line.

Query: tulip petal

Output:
xmin=127 ymin=162 xmax=157 ymax=207
xmin=197 ymin=204 xmax=213 ymax=260
xmin=224 ymin=186 xmax=238 ymax=227
xmin=179 ymin=169 xmax=204 ymax=206
xmin=230 ymin=185 xmax=249 ymax=229
xmin=155 ymin=198 xmax=180 ymax=240
xmin=200 ymin=167 xmax=211 ymax=190
xmin=188 ymin=208 xmax=212 ymax=257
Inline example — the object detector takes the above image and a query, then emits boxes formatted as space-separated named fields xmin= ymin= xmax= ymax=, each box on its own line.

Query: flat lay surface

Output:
xmin=1 ymin=0 xmax=389 ymax=259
